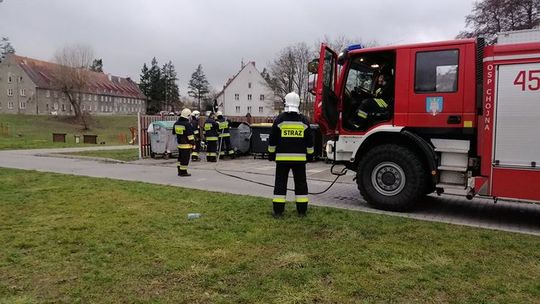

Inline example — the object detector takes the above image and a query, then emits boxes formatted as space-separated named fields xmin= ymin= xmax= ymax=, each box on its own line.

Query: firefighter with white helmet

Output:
xmin=173 ymin=108 xmax=195 ymax=176
xmin=190 ymin=110 xmax=201 ymax=161
xmin=268 ymin=92 xmax=314 ymax=217
xmin=216 ymin=111 xmax=235 ymax=159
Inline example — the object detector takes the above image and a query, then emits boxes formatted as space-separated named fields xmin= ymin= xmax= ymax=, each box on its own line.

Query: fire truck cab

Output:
xmin=311 ymin=32 xmax=540 ymax=211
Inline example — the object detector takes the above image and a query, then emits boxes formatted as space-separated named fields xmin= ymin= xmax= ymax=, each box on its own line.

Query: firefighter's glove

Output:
xmin=268 ymin=153 xmax=276 ymax=161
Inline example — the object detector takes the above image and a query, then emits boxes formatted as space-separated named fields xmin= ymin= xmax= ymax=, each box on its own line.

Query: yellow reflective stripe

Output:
xmin=207 ymin=152 xmax=217 ymax=156
xmin=272 ymin=195 xmax=286 ymax=203
xmin=178 ymin=165 xmax=188 ymax=170
xmin=193 ymin=130 xmax=200 ymax=134
xmin=218 ymin=121 xmax=229 ymax=129
xmin=277 ymin=121 xmax=308 ymax=129
xmin=187 ymin=135 xmax=195 ymax=140
xmin=268 ymin=146 xmax=276 ymax=153
xmin=174 ymin=125 xmax=185 ymax=134
xmin=306 ymin=147 xmax=314 ymax=154
xmin=219 ymin=133 xmax=231 ymax=137
xmin=191 ymin=152 xmax=199 ymax=156
xmin=204 ymin=123 xmax=213 ymax=131
xmin=228 ymin=150 xmax=235 ymax=154
xmin=178 ymin=144 xmax=192 ymax=149
xmin=206 ymin=137 xmax=218 ymax=141
xmin=375 ymin=88 xmax=382 ymax=96
xmin=219 ymin=151 xmax=225 ymax=155
xmin=296 ymin=197 xmax=309 ymax=203
xmin=357 ymin=110 xmax=368 ymax=118
xmin=276 ymin=153 xmax=306 ymax=161
xmin=374 ymin=98 xmax=387 ymax=108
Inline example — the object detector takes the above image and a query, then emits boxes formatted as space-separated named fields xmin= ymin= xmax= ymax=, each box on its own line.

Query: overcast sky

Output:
xmin=0 ymin=0 xmax=474 ymax=95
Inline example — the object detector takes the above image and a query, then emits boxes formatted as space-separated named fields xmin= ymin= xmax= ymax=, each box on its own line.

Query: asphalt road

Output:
xmin=0 ymin=146 xmax=539 ymax=236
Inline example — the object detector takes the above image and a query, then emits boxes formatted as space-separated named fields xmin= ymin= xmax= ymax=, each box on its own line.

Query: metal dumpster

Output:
xmin=147 ymin=120 xmax=178 ymax=158
xmin=229 ymin=121 xmax=251 ymax=155
xmin=250 ymin=123 xmax=273 ymax=158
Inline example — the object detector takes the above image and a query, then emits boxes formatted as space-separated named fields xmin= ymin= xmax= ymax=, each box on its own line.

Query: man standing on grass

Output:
xmin=173 ymin=108 xmax=195 ymax=176
xmin=268 ymin=92 xmax=314 ymax=217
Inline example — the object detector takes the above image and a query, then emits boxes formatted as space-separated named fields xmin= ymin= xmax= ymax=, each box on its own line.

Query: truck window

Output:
xmin=415 ymin=50 xmax=459 ymax=93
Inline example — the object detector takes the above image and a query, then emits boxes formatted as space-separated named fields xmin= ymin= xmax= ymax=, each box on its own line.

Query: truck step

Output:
xmin=436 ymin=183 xmax=468 ymax=195
xmin=434 ymin=147 xmax=469 ymax=154
xmin=438 ymin=165 xmax=468 ymax=172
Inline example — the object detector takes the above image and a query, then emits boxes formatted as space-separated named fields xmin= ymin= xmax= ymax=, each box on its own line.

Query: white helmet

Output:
xmin=284 ymin=92 xmax=300 ymax=113
xmin=216 ymin=111 xmax=223 ymax=117
xmin=180 ymin=108 xmax=191 ymax=118
xmin=191 ymin=110 xmax=200 ymax=119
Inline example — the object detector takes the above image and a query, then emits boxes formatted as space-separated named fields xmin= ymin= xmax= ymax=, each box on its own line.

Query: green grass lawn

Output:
xmin=57 ymin=148 xmax=139 ymax=162
xmin=0 ymin=169 xmax=539 ymax=303
xmin=0 ymin=114 xmax=137 ymax=150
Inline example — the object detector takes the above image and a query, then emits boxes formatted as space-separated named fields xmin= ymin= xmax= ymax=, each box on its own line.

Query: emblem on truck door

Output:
xmin=426 ymin=97 xmax=444 ymax=116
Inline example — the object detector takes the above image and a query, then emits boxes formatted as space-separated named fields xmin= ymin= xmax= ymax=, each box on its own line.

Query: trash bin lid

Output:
xmin=149 ymin=120 xmax=176 ymax=130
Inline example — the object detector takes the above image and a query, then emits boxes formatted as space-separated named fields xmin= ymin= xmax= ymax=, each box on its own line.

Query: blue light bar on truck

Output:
xmin=347 ymin=44 xmax=363 ymax=51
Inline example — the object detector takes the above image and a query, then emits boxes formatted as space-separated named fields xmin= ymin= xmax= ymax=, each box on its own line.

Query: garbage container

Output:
xmin=310 ymin=124 xmax=323 ymax=160
xmin=229 ymin=121 xmax=251 ymax=155
xmin=52 ymin=133 xmax=66 ymax=143
xmin=147 ymin=120 xmax=178 ymax=158
xmin=250 ymin=123 xmax=273 ymax=158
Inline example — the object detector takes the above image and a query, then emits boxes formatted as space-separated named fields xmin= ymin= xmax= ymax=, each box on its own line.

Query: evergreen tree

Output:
xmin=90 ymin=58 xmax=103 ymax=72
xmin=139 ymin=63 xmax=150 ymax=97
xmin=0 ymin=37 xmax=15 ymax=62
xmin=146 ymin=57 xmax=164 ymax=114
xmin=161 ymin=61 xmax=180 ymax=112
xmin=187 ymin=64 xmax=210 ymax=111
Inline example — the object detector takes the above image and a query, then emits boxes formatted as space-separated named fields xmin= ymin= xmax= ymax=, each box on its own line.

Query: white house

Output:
xmin=216 ymin=61 xmax=276 ymax=117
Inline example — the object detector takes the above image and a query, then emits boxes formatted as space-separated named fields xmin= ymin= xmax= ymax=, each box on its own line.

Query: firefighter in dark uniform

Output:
xmin=268 ymin=92 xmax=314 ymax=217
xmin=204 ymin=112 xmax=220 ymax=162
xmin=349 ymin=72 xmax=392 ymax=130
xmin=173 ymin=108 xmax=195 ymax=176
xmin=190 ymin=110 xmax=201 ymax=161
xmin=216 ymin=111 xmax=235 ymax=159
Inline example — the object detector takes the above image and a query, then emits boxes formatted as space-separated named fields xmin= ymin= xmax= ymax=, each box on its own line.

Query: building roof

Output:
xmin=10 ymin=54 xmax=146 ymax=99
xmin=216 ymin=61 xmax=268 ymax=98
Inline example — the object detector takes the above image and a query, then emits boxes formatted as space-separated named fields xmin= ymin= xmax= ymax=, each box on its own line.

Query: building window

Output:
xmin=247 ymin=106 xmax=252 ymax=113
xmin=54 ymin=91 xmax=58 ymax=98
xmin=248 ymin=82 xmax=252 ymax=89
xmin=247 ymin=94 xmax=252 ymax=101
xmin=19 ymin=76 xmax=23 ymax=82
xmin=7 ymin=75 xmax=12 ymax=83
xmin=8 ymin=101 xmax=14 ymax=109
xmin=19 ymin=101 xmax=26 ymax=109
xmin=234 ymin=93 xmax=239 ymax=100
xmin=46 ymin=90 xmax=50 ymax=98
xmin=62 ymin=104 xmax=65 ymax=111
xmin=260 ymin=94 xmax=265 ymax=101
xmin=7 ymin=88 xmax=13 ymax=96
xmin=235 ymin=106 xmax=240 ymax=113
xmin=46 ymin=104 xmax=49 ymax=111
xmin=20 ymin=89 xmax=26 ymax=96
xmin=94 ymin=95 xmax=97 ymax=101
xmin=259 ymin=106 xmax=263 ymax=113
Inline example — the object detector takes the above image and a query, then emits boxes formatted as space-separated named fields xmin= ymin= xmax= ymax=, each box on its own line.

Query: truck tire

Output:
xmin=357 ymin=144 xmax=426 ymax=212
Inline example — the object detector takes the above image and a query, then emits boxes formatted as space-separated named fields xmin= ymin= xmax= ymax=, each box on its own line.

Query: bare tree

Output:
xmin=457 ymin=0 xmax=540 ymax=43
xmin=52 ymin=44 xmax=95 ymax=129
xmin=265 ymin=43 xmax=314 ymax=116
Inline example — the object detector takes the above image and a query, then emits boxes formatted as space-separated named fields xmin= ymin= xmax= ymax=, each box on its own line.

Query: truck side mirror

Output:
xmin=308 ymin=59 xmax=319 ymax=74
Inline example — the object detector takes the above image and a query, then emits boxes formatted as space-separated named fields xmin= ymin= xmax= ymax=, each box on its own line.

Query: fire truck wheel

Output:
xmin=357 ymin=144 xmax=426 ymax=211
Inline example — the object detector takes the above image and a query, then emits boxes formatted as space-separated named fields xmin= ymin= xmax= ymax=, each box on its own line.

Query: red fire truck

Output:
xmin=310 ymin=30 xmax=540 ymax=211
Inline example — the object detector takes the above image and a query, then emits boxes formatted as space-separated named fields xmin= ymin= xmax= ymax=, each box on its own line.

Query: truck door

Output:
xmin=313 ymin=44 xmax=338 ymax=136
xmin=408 ymin=45 xmax=468 ymax=127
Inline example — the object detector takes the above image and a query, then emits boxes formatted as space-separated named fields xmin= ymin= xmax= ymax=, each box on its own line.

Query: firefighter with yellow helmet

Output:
xmin=173 ymin=108 xmax=195 ymax=176
xmin=268 ymin=92 xmax=314 ymax=217
xmin=190 ymin=110 xmax=201 ymax=161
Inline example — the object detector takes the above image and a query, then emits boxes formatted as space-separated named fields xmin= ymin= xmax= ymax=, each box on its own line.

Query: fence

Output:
xmin=137 ymin=113 xmax=275 ymax=159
